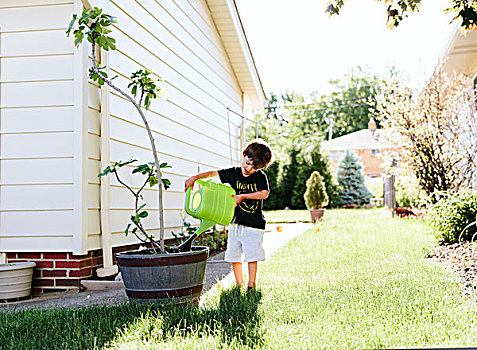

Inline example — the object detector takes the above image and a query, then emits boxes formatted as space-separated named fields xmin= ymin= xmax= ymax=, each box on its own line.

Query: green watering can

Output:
xmin=177 ymin=180 xmax=235 ymax=252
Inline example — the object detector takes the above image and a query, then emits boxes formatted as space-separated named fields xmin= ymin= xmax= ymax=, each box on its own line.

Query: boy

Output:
xmin=184 ymin=139 xmax=273 ymax=290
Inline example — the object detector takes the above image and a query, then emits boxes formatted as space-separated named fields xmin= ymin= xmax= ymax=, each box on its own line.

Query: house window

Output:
xmin=371 ymin=149 xmax=381 ymax=156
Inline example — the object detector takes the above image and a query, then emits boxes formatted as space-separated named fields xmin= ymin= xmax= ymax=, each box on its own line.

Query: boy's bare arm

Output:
xmin=233 ymin=190 xmax=269 ymax=206
xmin=184 ymin=170 xmax=219 ymax=191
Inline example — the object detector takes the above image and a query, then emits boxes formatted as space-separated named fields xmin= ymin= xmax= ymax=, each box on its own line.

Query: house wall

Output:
xmin=327 ymin=149 xmax=384 ymax=177
xmin=0 ymin=0 xmax=246 ymax=254
xmin=0 ymin=0 xmax=78 ymax=253
xmin=0 ymin=0 xmax=250 ymax=293
xmin=88 ymin=0 xmax=245 ymax=251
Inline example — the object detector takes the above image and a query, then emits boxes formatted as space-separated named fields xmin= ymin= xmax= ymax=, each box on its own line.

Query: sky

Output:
xmin=235 ymin=0 xmax=456 ymax=96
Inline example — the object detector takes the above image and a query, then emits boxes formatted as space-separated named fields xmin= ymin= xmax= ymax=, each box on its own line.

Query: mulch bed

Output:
xmin=429 ymin=241 xmax=477 ymax=299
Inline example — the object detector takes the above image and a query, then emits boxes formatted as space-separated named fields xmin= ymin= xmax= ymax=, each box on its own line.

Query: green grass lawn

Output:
xmin=2 ymin=209 xmax=477 ymax=349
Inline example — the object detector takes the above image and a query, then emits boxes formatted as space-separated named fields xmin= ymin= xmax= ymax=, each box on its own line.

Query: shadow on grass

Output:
xmin=0 ymin=286 xmax=263 ymax=349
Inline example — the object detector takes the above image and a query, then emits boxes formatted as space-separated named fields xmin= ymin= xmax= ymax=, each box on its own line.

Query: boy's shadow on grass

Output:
xmin=148 ymin=286 xmax=264 ymax=347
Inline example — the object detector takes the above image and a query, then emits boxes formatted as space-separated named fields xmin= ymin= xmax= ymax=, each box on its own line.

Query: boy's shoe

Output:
xmin=247 ymin=282 xmax=256 ymax=291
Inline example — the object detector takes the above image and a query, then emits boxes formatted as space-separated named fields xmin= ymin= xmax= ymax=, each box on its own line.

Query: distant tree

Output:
xmin=318 ymin=67 xmax=384 ymax=139
xmin=263 ymin=160 xmax=286 ymax=210
xmin=377 ymin=65 xmax=477 ymax=202
xmin=290 ymin=144 xmax=338 ymax=209
xmin=281 ymin=149 xmax=301 ymax=209
xmin=279 ymin=67 xmax=387 ymax=140
xmin=253 ymin=69 xmax=390 ymax=154
xmin=326 ymin=0 xmax=477 ymax=32
xmin=337 ymin=151 xmax=372 ymax=206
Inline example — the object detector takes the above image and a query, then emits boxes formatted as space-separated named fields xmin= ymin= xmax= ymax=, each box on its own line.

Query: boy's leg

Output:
xmin=247 ymin=261 xmax=258 ymax=288
xmin=225 ymin=224 xmax=244 ymax=286
xmin=232 ymin=262 xmax=244 ymax=286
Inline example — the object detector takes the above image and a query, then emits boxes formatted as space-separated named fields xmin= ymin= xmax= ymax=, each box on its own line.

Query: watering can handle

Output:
xmin=184 ymin=186 xmax=193 ymax=216
xmin=184 ymin=179 xmax=207 ymax=216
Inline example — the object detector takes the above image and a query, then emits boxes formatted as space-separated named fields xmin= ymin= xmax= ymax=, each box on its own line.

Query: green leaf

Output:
xmin=116 ymin=159 xmax=136 ymax=168
xmin=66 ymin=14 xmax=78 ymax=36
xmin=162 ymin=178 xmax=171 ymax=190
xmin=138 ymin=211 xmax=148 ymax=218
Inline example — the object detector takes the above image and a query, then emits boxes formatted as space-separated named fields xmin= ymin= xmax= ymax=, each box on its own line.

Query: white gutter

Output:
xmin=78 ymin=0 xmax=116 ymax=276
xmin=0 ymin=27 xmax=4 ymax=265
xmin=96 ymin=49 xmax=118 ymax=277
xmin=72 ymin=0 xmax=89 ymax=255
xmin=228 ymin=0 xmax=266 ymax=107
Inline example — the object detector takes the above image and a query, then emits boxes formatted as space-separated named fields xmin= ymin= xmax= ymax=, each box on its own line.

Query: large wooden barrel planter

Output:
xmin=117 ymin=246 xmax=209 ymax=304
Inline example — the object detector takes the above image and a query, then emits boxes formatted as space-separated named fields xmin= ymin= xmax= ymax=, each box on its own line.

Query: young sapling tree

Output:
xmin=97 ymin=160 xmax=171 ymax=254
xmin=67 ymin=7 xmax=170 ymax=253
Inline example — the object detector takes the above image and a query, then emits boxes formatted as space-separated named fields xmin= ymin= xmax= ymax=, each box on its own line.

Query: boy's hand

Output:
xmin=184 ymin=176 xmax=197 ymax=192
xmin=231 ymin=194 xmax=245 ymax=206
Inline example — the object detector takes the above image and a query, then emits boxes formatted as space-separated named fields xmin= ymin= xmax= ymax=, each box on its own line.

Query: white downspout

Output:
xmin=0 ymin=27 xmax=4 ymax=265
xmin=96 ymin=48 xmax=118 ymax=277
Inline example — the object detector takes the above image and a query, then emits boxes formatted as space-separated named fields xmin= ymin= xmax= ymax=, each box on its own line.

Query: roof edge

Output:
xmin=207 ymin=0 xmax=266 ymax=109
xmin=228 ymin=0 xmax=266 ymax=107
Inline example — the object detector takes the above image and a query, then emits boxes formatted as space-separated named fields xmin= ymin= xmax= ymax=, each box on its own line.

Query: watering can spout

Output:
xmin=176 ymin=219 xmax=215 ymax=252
xmin=195 ymin=219 xmax=215 ymax=236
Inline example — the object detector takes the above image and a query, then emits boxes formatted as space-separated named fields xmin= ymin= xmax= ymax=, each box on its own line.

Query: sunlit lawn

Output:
xmin=2 ymin=209 xmax=477 ymax=349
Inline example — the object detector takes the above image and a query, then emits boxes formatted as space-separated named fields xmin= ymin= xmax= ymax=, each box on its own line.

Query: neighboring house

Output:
xmin=0 ymin=0 xmax=265 ymax=294
xmin=440 ymin=24 xmax=477 ymax=189
xmin=322 ymin=118 xmax=387 ymax=177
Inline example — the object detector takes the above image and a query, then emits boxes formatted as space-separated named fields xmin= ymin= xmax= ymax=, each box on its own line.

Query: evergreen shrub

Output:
xmin=282 ymin=146 xmax=338 ymax=209
xmin=264 ymin=146 xmax=338 ymax=210
xmin=263 ymin=161 xmax=286 ymax=210
xmin=428 ymin=190 xmax=477 ymax=243
xmin=304 ymin=171 xmax=329 ymax=209
xmin=337 ymin=151 xmax=372 ymax=206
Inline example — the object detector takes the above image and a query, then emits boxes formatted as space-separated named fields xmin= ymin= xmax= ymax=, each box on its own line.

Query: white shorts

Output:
xmin=224 ymin=224 xmax=265 ymax=263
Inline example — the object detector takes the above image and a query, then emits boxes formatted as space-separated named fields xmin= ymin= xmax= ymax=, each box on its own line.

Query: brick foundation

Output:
xmin=6 ymin=244 xmax=143 ymax=295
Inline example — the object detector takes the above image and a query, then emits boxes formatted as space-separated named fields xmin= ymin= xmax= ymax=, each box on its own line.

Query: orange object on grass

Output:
xmin=276 ymin=226 xmax=283 ymax=232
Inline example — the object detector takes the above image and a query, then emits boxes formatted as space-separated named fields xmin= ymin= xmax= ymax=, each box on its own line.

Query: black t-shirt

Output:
xmin=218 ymin=167 xmax=269 ymax=229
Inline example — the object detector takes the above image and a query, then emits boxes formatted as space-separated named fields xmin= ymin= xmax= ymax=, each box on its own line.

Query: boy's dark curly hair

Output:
xmin=243 ymin=139 xmax=273 ymax=170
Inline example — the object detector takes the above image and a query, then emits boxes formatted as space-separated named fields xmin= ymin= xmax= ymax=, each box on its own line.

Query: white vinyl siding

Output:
xmin=0 ymin=2 xmax=76 ymax=252
xmin=87 ymin=0 xmax=245 ymax=249
xmin=0 ymin=0 xmax=252 ymax=254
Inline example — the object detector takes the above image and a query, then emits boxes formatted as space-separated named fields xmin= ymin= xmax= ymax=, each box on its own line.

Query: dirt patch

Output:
xmin=429 ymin=241 xmax=477 ymax=298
